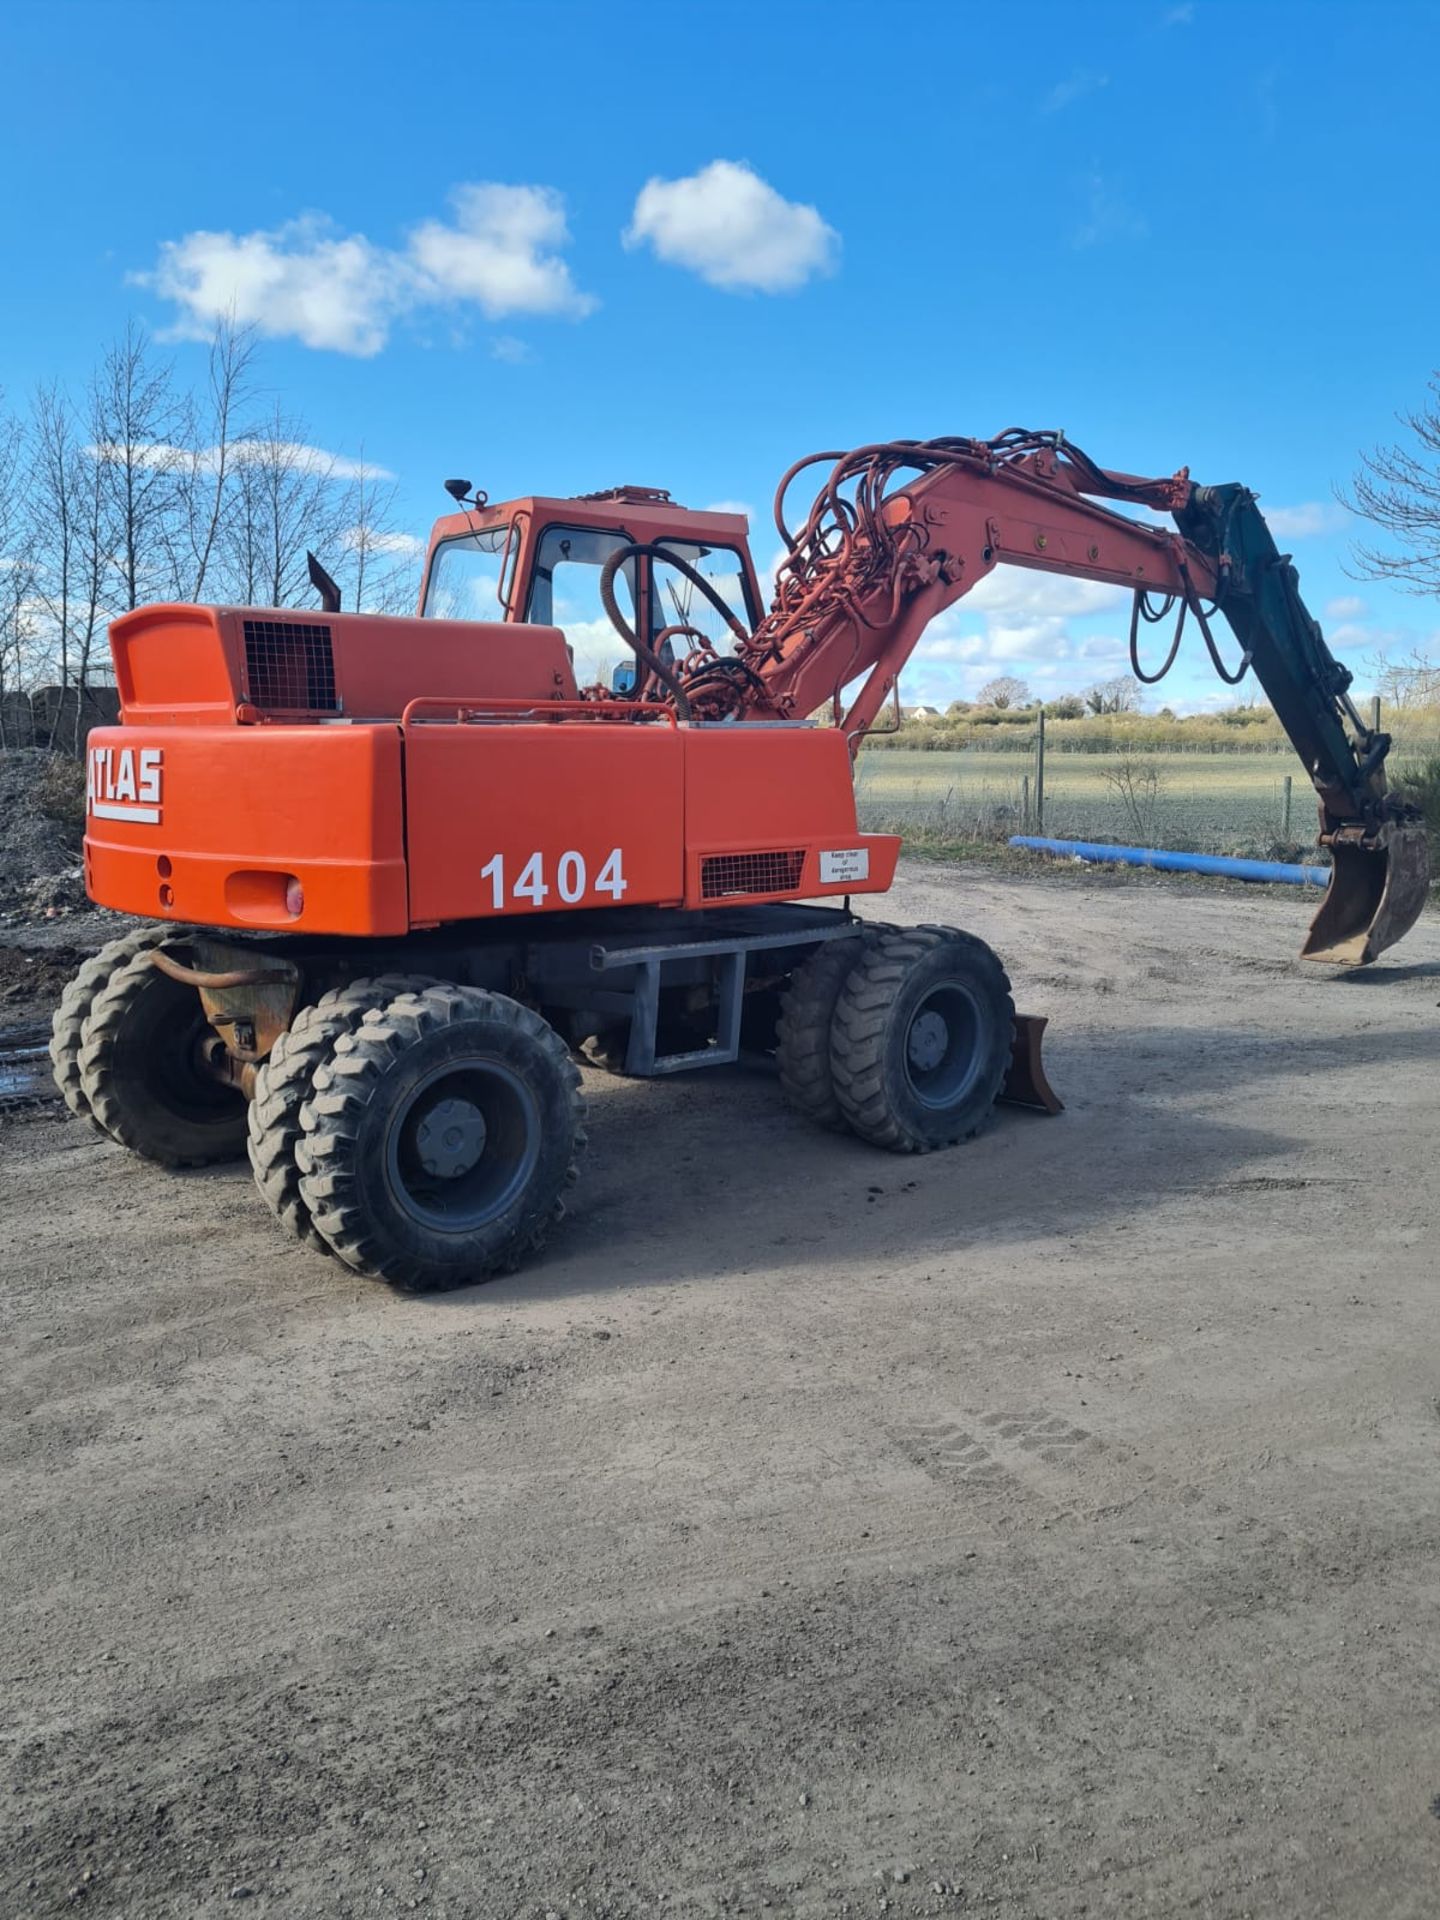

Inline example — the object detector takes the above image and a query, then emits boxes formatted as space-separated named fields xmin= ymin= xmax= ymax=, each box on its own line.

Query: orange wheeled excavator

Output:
xmin=56 ymin=431 xmax=1428 ymax=1289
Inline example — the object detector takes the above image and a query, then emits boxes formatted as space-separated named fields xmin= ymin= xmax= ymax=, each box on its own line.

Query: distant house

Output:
xmin=902 ymin=704 xmax=943 ymax=724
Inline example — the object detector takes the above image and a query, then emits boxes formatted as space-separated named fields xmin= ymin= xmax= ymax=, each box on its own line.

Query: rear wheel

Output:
xmin=49 ymin=924 xmax=174 ymax=1132
xmin=830 ymin=925 xmax=1014 ymax=1152
xmin=775 ymin=925 xmax=896 ymax=1131
xmin=297 ymin=984 xmax=585 ymax=1291
xmin=247 ymin=974 xmax=438 ymax=1252
xmin=76 ymin=941 xmax=247 ymax=1167
xmin=775 ymin=935 xmax=870 ymax=1132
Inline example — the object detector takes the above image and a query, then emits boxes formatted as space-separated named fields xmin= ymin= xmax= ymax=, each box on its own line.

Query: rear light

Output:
xmin=285 ymin=878 xmax=305 ymax=918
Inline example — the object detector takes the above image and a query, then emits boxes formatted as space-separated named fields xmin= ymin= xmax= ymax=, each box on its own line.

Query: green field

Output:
xmin=854 ymin=747 xmax=1315 ymax=856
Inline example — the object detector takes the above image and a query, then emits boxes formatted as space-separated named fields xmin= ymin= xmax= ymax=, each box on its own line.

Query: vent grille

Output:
xmin=242 ymin=619 xmax=337 ymax=711
xmin=700 ymin=849 xmax=805 ymax=900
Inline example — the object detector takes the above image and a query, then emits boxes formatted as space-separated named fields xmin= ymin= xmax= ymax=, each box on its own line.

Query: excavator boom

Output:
xmin=649 ymin=431 xmax=1426 ymax=966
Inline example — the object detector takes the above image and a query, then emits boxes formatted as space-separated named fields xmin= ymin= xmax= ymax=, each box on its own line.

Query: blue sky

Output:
xmin=3 ymin=0 xmax=1437 ymax=710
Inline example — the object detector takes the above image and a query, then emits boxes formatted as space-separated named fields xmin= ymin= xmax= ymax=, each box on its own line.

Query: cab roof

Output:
xmin=426 ymin=490 xmax=753 ymax=554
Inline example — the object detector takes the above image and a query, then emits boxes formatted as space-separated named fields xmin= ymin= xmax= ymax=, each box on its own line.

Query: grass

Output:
xmin=855 ymin=747 xmax=1317 ymax=859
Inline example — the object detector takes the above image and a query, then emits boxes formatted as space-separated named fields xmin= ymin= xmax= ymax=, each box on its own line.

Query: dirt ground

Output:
xmin=3 ymin=862 xmax=1439 ymax=1920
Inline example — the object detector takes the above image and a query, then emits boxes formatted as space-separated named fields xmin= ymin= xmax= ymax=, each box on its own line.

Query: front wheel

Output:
xmin=830 ymin=926 xmax=1014 ymax=1152
xmin=297 ymin=985 xmax=585 ymax=1291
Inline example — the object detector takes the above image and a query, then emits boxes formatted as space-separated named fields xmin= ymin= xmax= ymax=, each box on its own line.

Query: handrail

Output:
xmin=400 ymin=696 xmax=680 ymax=728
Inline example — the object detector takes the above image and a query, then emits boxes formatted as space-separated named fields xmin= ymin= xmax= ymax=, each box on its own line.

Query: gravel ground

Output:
xmin=3 ymin=862 xmax=1439 ymax=1919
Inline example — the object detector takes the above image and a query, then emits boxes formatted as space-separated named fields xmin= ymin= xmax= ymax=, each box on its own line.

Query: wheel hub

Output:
xmin=907 ymin=1007 xmax=949 ymax=1073
xmin=415 ymin=1096 xmax=487 ymax=1179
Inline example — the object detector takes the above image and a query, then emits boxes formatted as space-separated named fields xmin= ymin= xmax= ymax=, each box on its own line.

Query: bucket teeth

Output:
xmin=1301 ymin=822 xmax=1430 ymax=966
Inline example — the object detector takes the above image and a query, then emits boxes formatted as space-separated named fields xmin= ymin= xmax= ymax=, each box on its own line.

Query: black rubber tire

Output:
xmin=49 ymin=924 xmax=174 ymax=1132
xmin=247 ymin=974 xmax=439 ymax=1253
xmin=296 ymin=984 xmax=585 ymax=1291
xmin=830 ymin=924 xmax=1014 ymax=1152
xmin=775 ymin=935 xmax=871 ymax=1132
xmin=77 ymin=942 xmax=248 ymax=1167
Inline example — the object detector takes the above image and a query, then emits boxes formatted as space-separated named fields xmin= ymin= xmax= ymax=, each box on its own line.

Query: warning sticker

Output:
xmin=819 ymin=848 xmax=870 ymax=884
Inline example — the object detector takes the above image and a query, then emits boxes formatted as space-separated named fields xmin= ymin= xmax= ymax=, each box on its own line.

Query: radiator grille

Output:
xmin=242 ymin=619 xmax=337 ymax=711
xmin=700 ymin=849 xmax=805 ymax=900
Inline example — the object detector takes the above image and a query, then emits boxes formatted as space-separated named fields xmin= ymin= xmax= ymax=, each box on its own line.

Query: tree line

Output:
xmin=0 ymin=320 xmax=418 ymax=741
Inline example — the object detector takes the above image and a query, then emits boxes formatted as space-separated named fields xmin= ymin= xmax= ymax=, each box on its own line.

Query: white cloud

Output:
xmin=1325 ymin=594 xmax=1367 ymax=621
xmin=1042 ymin=69 xmax=1109 ymax=113
xmin=1078 ymin=632 xmax=1129 ymax=664
xmin=343 ymin=528 xmax=426 ymax=558
xmin=138 ymin=183 xmax=594 ymax=356
xmin=966 ymin=570 xmax=1126 ymax=620
xmin=86 ymin=438 xmax=390 ymax=481
xmin=1161 ymin=3 xmax=1195 ymax=23
xmin=702 ymin=499 xmax=755 ymax=519
xmin=915 ymin=633 xmax=987 ymax=664
xmin=141 ymin=217 xmax=404 ymax=355
xmin=490 ymin=336 xmax=534 ymax=364
xmin=408 ymin=184 xmax=594 ymax=320
xmin=1263 ymin=501 xmax=1347 ymax=538
xmin=1072 ymin=171 xmax=1149 ymax=249
xmin=897 ymin=566 xmax=1136 ymax=705
xmin=624 ymin=160 xmax=838 ymax=293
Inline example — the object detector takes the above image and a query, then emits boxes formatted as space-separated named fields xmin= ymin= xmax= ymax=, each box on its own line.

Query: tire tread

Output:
xmin=297 ymin=984 xmax=585 ymax=1290
xmin=830 ymin=924 xmax=1013 ymax=1153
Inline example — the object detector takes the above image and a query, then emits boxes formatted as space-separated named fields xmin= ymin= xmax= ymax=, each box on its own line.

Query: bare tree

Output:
xmin=1369 ymin=646 xmax=1440 ymax=709
xmin=90 ymin=322 xmax=185 ymax=611
xmin=220 ymin=404 xmax=351 ymax=609
xmin=1085 ymin=674 xmax=1142 ymax=715
xmin=0 ymin=392 xmax=34 ymax=741
xmin=338 ymin=451 xmax=418 ymax=613
xmin=28 ymin=384 xmax=83 ymax=705
xmin=977 ymin=674 xmax=1030 ymax=710
xmin=65 ymin=379 xmax=124 ymax=749
xmin=164 ymin=319 xmax=257 ymax=602
xmin=1343 ymin=373 xmax=1440 ymax=594
xmin=1101 ymin=747 xmax=1165 ymax=837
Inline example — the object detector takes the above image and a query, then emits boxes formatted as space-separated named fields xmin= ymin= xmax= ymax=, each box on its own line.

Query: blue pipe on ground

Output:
xmin=1009 ymin=835 xmax=1330 ymax=887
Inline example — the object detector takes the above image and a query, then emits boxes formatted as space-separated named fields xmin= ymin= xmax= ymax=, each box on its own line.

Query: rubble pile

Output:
xmin=0 ymin=750 xmax=87 ymax=920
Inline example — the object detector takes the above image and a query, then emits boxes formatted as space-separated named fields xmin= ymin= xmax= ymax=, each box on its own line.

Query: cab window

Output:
xmin=526 ymin=526 xmax=639 ymax=683
xmin=648 ymin=542 xmax=755 ymax=656
xmin=423 ymin=528 xmax=509 ymax=620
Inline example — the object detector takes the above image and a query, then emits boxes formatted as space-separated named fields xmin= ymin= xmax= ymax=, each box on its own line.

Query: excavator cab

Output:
xmin=417 ymin=489 xmax=762 ymax=681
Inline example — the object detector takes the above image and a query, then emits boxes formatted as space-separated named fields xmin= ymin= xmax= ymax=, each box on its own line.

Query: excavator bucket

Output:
xmin=1301 ymin=822 xmax=1431 ymax=966
xmin=999 ymin=1013 xmax=1064 ymax=1114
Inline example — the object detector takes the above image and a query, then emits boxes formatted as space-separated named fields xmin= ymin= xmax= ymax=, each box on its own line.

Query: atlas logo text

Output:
xmin=88 ymin=746 xmax=163 ymax=824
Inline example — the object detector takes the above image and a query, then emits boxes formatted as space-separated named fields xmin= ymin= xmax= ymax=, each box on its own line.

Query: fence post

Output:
xmin=1035 ymin=709 xmax=1046 ymax=833
xmin=1281 ymin=773 xmax=1292 ymax=841
xmin=1021 ymin=772 xmax=1030 ymax=831
xmin=1371 ymin=695 xmax=1381 ymax=736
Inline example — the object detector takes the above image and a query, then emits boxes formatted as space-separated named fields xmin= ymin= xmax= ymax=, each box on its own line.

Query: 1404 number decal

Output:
xmin=479 ymin=848 xmax=627 ymax=910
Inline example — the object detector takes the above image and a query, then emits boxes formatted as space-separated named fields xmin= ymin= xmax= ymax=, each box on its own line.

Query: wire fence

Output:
xmin=855 ymin=746 xmax=1344 ymax=857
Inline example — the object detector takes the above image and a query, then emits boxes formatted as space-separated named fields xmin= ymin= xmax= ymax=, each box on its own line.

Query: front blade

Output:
xmin=1301 ymin=822 xmax=1430 ymax=966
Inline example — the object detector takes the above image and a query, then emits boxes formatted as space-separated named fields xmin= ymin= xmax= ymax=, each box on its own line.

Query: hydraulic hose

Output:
xmin=600 ymin=541 xmax=756 ymax=721
xmin=599 ymin=546 xmax=692 ymax=720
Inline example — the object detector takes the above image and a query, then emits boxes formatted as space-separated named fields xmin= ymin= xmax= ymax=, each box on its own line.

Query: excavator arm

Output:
xmin=652 ymin=431 xmax=1426 ymax=966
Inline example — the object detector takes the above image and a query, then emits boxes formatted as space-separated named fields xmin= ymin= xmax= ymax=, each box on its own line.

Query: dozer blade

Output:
xmin=1301 ymin=821 xmax=1431 ymax=966
xmin=998 ymin=1012 xmax=1064 ymax=1114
